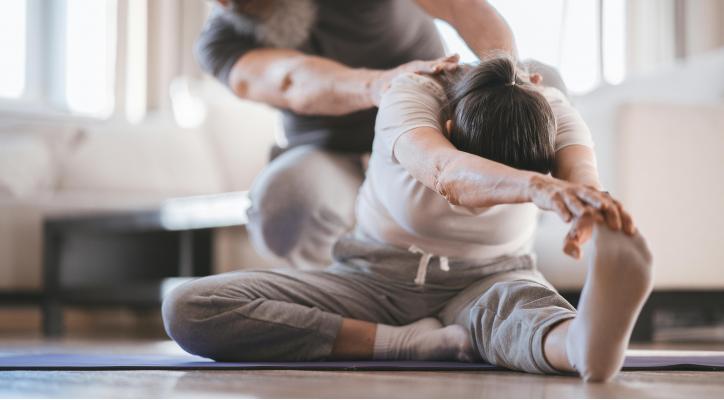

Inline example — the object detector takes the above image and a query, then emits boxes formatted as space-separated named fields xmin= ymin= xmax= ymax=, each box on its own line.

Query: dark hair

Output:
xmin=440 ymin=55 xmax=556 ymax=174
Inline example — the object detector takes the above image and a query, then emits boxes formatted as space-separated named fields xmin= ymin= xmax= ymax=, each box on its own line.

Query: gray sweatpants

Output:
xmin=246 ymin=145 xmax=364 ymax=270
xmin=163 ymin=235 xmax=576 ymax=374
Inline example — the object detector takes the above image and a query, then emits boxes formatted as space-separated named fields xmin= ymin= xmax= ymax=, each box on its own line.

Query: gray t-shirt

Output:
xmin=196 ymin=0 xmax=445 ymax=153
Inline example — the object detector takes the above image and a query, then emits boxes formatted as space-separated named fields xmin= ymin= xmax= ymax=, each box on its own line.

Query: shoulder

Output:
xmin=388 ymin=73 xmax=447 ymax=102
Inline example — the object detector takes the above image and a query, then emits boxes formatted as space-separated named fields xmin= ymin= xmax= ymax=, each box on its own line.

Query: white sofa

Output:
xmin=0 ymin=94 xmax=278 ymax=290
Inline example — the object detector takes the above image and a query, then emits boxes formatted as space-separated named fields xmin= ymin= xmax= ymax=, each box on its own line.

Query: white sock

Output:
xmin=373 ymin=318 xmax=474 ymax=362
xmin=566 ymin=224 xmax=653 ymax=382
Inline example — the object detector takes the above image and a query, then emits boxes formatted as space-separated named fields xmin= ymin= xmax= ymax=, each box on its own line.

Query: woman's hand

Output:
xmin=369 ymin=54 xmax=460 ymax=106
xmin=562 ymin=193 xmax=637 ymax=259
xmin=527 ymin=174 xmax=637 ymax=259
xmin=528 ymin=174 xmax=605 ymax=222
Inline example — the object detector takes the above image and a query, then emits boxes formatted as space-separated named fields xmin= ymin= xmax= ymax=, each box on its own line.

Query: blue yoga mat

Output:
xmin=1 ymin=351 xmax=723 ymax=371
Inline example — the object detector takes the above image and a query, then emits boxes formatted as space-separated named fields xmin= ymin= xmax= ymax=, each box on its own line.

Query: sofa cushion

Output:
xmin=0 ymin=134 xmax=54 ymax=198
xmin=59 ymin=123 xmax=226 ymax=196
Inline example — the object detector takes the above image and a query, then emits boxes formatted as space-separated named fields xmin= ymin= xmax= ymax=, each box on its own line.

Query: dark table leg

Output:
xmin=42 ymin=226 xmax=64 ymax=337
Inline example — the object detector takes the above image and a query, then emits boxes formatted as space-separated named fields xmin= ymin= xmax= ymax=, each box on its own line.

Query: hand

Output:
xmin=528 ymin=174 xmax=607 ymax=223
xmin=369 ymin=54 xmax=460 ymax=106
xmin=562 ymin=193 xmax=637 ymax=260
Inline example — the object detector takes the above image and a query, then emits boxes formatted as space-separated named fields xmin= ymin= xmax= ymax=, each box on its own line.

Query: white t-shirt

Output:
xmin=355 ymin=73 xmax=594 ymax=261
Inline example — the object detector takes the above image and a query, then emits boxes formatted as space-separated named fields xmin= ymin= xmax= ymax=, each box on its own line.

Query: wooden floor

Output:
xmin=1 ymin=340 xmax=724 ymax=398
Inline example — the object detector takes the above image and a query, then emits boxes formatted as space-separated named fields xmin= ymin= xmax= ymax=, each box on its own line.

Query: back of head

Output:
xmin=441 ymin=55 xmax=556 ymax=174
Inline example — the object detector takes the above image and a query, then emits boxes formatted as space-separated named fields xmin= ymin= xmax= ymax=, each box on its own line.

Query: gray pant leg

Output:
xmin=162 ymin=268 xmax=399 ymax=361
xmin=247 ymin=145 xmax=364 ymax=270
xmin=439 ymin=269 xmax=576 ymax=374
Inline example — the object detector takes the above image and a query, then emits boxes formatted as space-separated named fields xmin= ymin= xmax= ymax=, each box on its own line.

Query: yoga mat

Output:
xmin=1 ymin=350 xmax=723 ymax=371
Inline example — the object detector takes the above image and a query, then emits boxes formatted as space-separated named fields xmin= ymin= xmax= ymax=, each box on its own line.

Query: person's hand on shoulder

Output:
xmin=370 ymin=54 xmax=459 ymax=106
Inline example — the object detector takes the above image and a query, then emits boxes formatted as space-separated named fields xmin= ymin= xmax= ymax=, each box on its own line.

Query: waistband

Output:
xmin=331 ymin=235 xmax=536 ymax=286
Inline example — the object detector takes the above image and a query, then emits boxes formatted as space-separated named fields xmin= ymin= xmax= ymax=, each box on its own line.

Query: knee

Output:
xmin=161 ymin=281 xmax=198 ymax=347
xmin=161 ymin=279 xmax=224 ymax=358
xmin=248 ymin=147 xmax=360 ymax=259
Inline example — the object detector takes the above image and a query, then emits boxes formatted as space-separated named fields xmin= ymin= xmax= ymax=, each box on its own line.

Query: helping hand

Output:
xmin=370 ymin=54 xmax=460 ymax=106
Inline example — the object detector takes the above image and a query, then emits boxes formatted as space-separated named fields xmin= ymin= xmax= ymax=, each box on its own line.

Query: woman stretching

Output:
xmin=162 ymin=54 xmax=653 ymax=382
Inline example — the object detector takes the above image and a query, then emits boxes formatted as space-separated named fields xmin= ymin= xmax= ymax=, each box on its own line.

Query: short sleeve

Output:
xmin=543 ymin=87 xmax=595 ymax=151
xmin=195 ymin=7 xmax=261 ymax=87
xmin=375 ymin=73 xmax=447 ymax=160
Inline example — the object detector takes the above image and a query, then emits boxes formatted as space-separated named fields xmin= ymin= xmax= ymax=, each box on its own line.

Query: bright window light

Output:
xmin=0 ymin=0 xmax=27 ymax=98
xmin=435 ymin=0 xmax=626 ymax=95
xmin=126 ymin=0 xmax=148 ymax=124
xmin=603 ymin=0 xmax=626 ymax=85
xmin=488 ymin=0 xmax=564 ymax=67
xmin=558 ymin=0 xmax=600 ymax=93
xmin=65 ymin=0 xmax=117 ymax=117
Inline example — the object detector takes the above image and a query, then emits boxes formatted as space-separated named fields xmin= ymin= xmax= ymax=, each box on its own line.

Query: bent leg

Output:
xmin=439 ymin=268 xmax=576 ymax=374
xmin=247 ymin=145 xmax=364 ymax=269
xmin=162 ymin=269 xmax=396 ymax=361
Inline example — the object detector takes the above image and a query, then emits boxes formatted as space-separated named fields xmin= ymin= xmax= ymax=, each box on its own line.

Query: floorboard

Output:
xmin=1 ymin=340 xmax=723 ymax=398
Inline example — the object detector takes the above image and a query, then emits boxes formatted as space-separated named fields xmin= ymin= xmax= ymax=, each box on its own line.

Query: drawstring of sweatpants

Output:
xmin=408 ymin=245 xmax=450 ymax=285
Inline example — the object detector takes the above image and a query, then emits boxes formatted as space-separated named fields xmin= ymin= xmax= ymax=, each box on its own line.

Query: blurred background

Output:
xmin=0 ymin=0 xmax=722 ymax=340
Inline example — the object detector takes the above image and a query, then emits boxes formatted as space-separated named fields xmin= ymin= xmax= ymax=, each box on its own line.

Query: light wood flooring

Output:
xmin=1 ymin=339 xmax=723 ymax=398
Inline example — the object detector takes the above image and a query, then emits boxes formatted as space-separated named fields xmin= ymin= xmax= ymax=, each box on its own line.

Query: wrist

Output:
xmin=359 ymin=68 xmax=386 ymax=107
xmin=524 ymin=172 xmax=550 ymax=202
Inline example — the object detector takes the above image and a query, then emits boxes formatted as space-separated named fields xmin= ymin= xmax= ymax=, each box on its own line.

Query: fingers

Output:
xmin=575 ymin=188 xmax=624 ymax=231
xmin=602 ymin=198 xmax=622 ymax=231
xmin=431 ymin=54 xmax=460 ymax=73
xmin=574 ymin=187 xmax=604 ymax=209
xmin=551 ymin=195 xmax=573 ymax=223
xmin=613 ymin=198 xmax=637 ymax=235
xmin=574 ymin=188 xmax=637 ymax=235
xmin=564 ymin=215 xmax=595 ymax=260
xmin=563 ymin=238 xmax=582 ymax=260
xmin=446 ymin=54 xmax=460 ymax=62
xmin=562 ymin=192 xmax=599 ymax=219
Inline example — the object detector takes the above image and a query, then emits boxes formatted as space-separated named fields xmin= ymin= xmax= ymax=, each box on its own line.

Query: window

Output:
xmin=0 ymin=0 xmax=27 ymax=98
xmin=65 ymin=0 xmax=118 ymax=117
xmin=0 ymin=0 xmax=117 ymax=117
xmin=435 ymin=0 xmax=627 ymax=94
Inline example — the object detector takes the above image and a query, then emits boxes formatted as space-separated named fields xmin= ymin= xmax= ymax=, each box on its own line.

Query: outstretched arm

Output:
xmin=196 ymin=8 xmax=458 ymax=116
xmin=227 ymin=50 xmax=457 ymax=116
xmin=415 ymin=0 xmax=518 ymax=57
xmin=378 ymin=74 xmax=608 ymax=224
xmin=394 ymin=126 xmax=607 ymax=223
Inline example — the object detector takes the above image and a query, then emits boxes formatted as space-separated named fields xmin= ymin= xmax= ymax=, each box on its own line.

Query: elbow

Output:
xmin=433 ymin=157 xmax=463 ymax=206
xmin=228 ymin=62 xmax=253 ymax=99
xmin=281 ymin=61 xmax=334 ymax=115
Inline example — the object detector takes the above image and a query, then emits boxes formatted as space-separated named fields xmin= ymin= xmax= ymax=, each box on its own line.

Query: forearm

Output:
xmin=435 ymin=149 xmax=539 ymax=207
xmin=418 ymin=0 xmax=517 ymax=57
xmin=395 ymin=128 xmax=535 ymax=208
xmin=229 ymin=49 xmax=380 ymax=116
xmin=553 ymin=145 xmax=603 ymax=190
xmin=452 ymin=0 xmax=517 ymax=57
